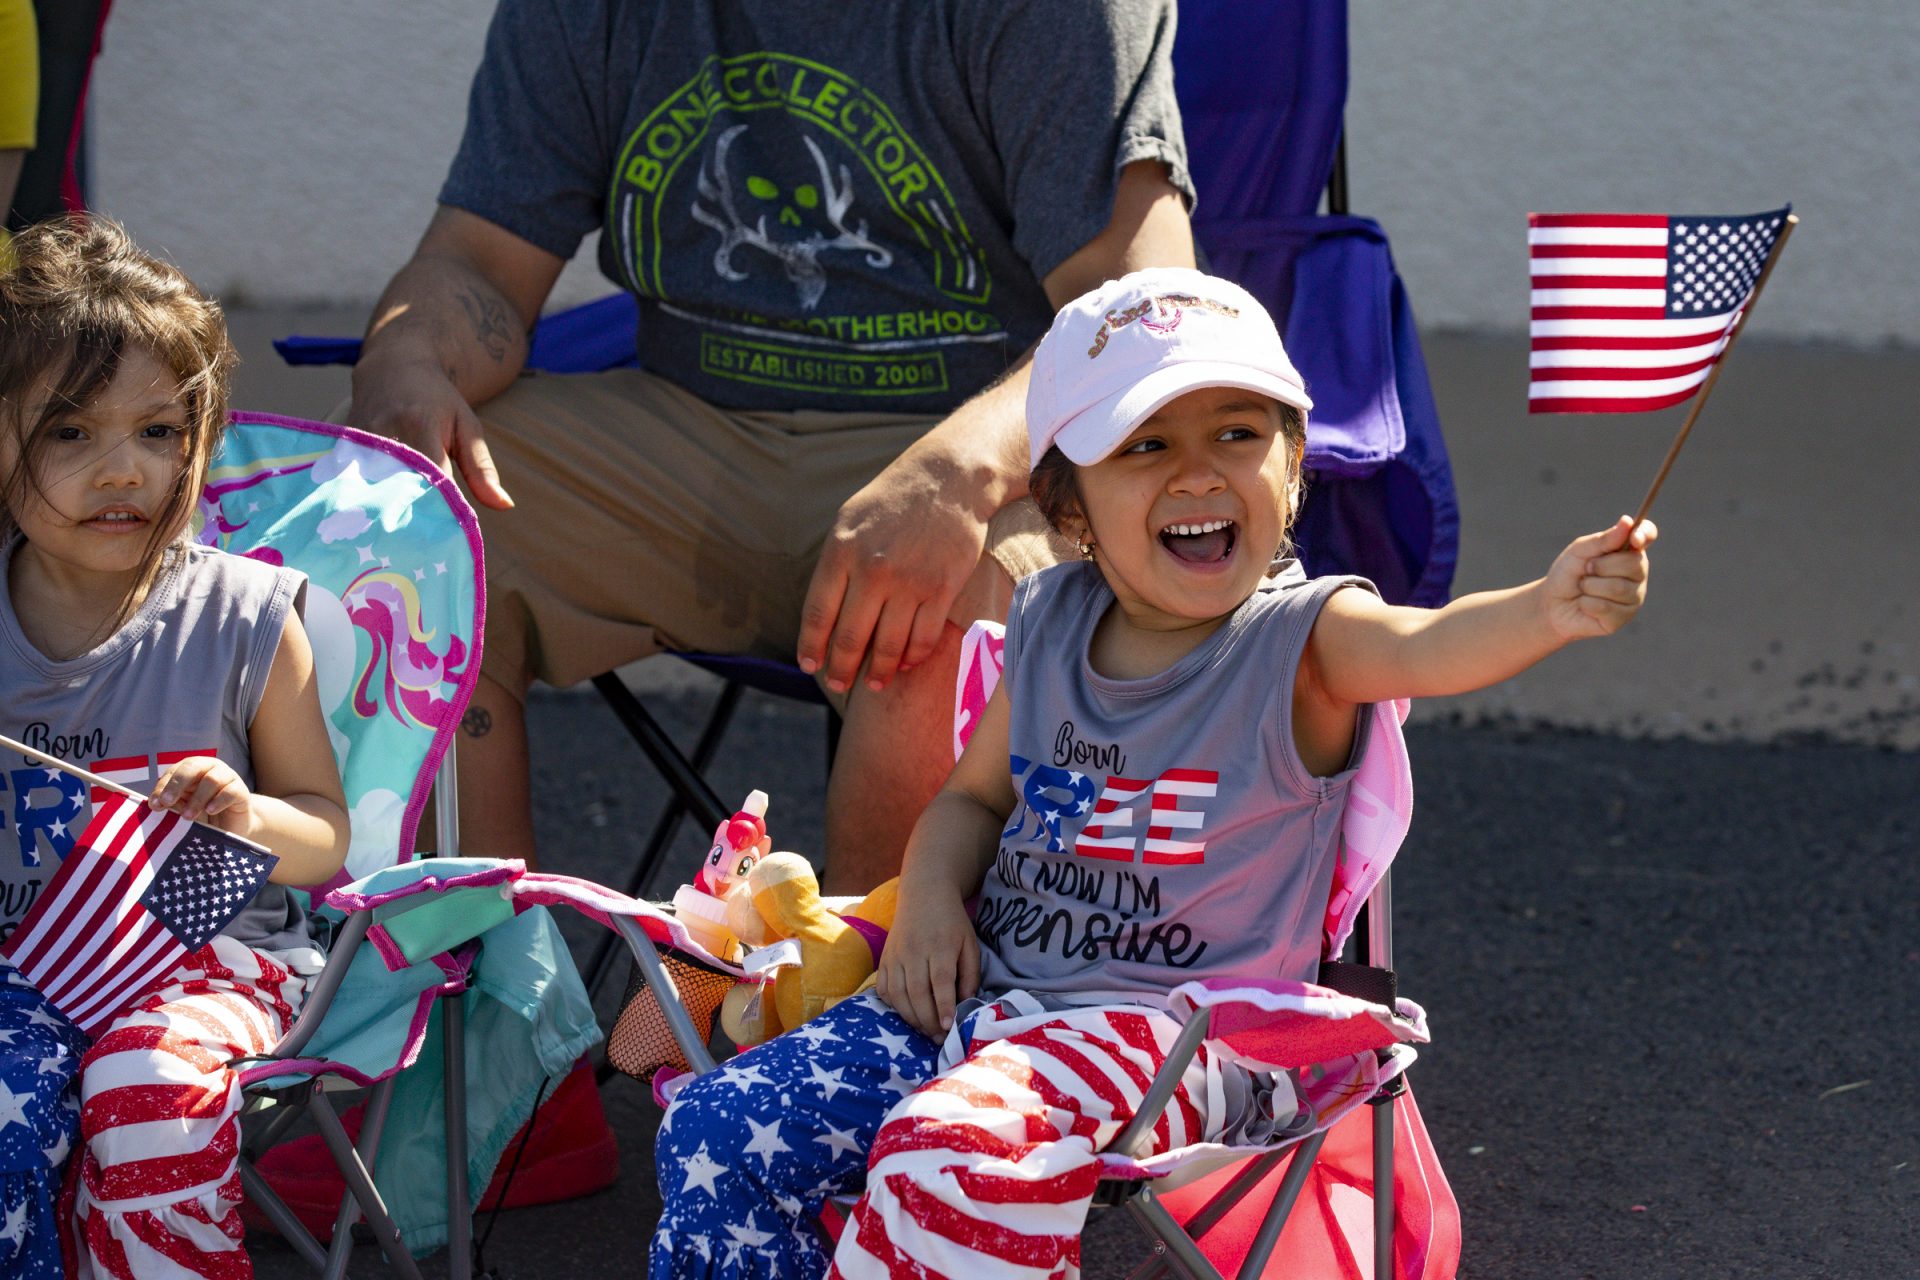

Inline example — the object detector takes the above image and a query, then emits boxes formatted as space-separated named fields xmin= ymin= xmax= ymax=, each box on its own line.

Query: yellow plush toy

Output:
xmin=718 ymin=853 xmax=899 ymax=1047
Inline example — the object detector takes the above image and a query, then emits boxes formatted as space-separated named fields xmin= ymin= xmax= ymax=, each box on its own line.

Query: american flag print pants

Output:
xmin=652 ymin=992 xmax=1221 ymax=1280
xmin=72 ymin=936 xmax=304 ymax=1280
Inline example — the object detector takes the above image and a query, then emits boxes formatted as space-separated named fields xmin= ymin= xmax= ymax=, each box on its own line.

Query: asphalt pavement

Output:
xmin=249 ymin=675 xmax=1918 ymax=1280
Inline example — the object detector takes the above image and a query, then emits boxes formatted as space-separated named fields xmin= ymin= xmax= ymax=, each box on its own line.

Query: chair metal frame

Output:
xmin=624 ymin=868 xmax=1409 ymax=1280
xmin=235 ymin=759 xmax=473 ymax=1280
xmin=194 ymin=414 xmax=488 ymax=1279
xmin=1100 ymin=890 xmax=1402 ymax=1280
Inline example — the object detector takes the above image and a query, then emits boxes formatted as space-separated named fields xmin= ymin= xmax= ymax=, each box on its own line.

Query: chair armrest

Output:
xmin=324 ymin=858 xmax=525 ymax=970
xmin=258 ymin=912 xmax=374 ymax=1062
xmin=1168 ymin=978 xmax=1428 ymax=1072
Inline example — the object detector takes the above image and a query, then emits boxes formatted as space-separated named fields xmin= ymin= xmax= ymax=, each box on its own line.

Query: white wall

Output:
xmin=1344 ymin=1 xmax=1920 ymax=345
xmin=90 ymin=1 xmax=611 ymax=310
xmin=90 ymin=2 xmax=1920 ymax=344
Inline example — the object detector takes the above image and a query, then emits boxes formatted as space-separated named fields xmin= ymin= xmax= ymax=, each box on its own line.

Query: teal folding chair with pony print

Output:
xmin=197 ymin=412 xmax=601 ymax=1279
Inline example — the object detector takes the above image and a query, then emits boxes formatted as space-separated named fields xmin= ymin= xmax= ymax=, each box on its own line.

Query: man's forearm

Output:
xmin=357 ymin=253 xmax=531 ymax=407
xmin=902 ymin=350 xmax=1037 ymax=520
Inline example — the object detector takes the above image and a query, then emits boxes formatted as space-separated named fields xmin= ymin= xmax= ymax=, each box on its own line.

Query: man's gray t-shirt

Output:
xmin=0 ymin=540 xmax=319 ymax=964
xmin=441 ymin=0 xmax=1190 ymax=413
xmin=975 ymin=561 xmax=1376 ymax=1006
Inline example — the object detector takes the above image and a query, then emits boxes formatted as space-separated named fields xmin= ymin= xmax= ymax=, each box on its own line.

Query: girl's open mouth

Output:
xmin=1159 ymin=518 xmax=1236 ymax=565
xmin=84 ymin=509 xmax=148 ymax=532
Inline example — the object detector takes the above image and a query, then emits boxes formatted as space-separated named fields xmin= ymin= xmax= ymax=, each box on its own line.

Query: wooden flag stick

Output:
xmin=0 ymin=733 xmax=148 ymax=802
xmin=1631 ymin=213 xmax=1798 ymax=530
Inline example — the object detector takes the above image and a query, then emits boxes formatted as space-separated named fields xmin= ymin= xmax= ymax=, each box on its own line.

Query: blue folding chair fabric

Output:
xmin=1174 ymin=0 xmax=1458 ymax=606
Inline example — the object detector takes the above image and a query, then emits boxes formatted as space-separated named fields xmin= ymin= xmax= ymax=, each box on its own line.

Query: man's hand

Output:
xmin=797 ymin=162 xmax=1194 ymax=697
xmin=350 ymin=352 xmax=513 ymax=509
xmin=1540 ymin=515 xmax=1658 ymax=641
xmin=798 ymin=446 xmax=995 ymax=695
xmin=348 ymin=208 xmax=565 ymax=512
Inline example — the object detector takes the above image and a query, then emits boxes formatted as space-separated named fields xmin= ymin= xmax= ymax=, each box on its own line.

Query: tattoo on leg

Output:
xmin=462 ymin=706 xmax=493 ymax=739
xmin=457 ymin=287 xmax=516 ymax=363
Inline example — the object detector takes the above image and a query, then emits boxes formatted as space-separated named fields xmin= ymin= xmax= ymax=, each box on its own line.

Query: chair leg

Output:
xmin=1374 ymin=1094 xmax=1396 ymax=1280
xmin=591 ymin=672 xmax=729 ymax=831
xmin=242 ymin=1096 xmax=307 ymax=1161
xmin=317 ymin=1077 xmax=396 ymax=1280
xmin=580 ymin=679 xmax=745 ymax=1004
xmin=445 ymin=992 xmax=473 ymax=1280
xmin=309 ymin=1088 xmax=424 ymax=1280
xmin=1126 ymin=1189 xmax=1226 ymax=1280
xmin=1235 ymin=1129 xmax=1328 ymax=1280
xmin=1125 ymin=1254 xmax=1171 ymax=1280
xmin=614 ymin=914 xmax=718 ymax=1075
xmin=239 ymin=1157 xmax=329 ymax=1274
xmin=1179 ymin=1148 xmax=1290 ymax=1243
xmin=619 ymin=679 xmax=745 ymax=902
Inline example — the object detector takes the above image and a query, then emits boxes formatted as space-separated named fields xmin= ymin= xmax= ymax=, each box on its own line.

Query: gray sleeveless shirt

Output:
xmin=0 ymin=538 xmax=320 ymax=964
xmin=975 ymin=560 xmax=1375 ymax=1006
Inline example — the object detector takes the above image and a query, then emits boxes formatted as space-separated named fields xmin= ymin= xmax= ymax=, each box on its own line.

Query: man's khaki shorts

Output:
xmin=465 ymin=368 xmax=1071 ymax=698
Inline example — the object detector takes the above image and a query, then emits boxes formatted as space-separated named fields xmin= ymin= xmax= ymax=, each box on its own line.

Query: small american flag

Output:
xmin=1 ymin=790 xmax=277 ymax=1037
xmin=1528 ymin=206 xmax=1791 ymax=413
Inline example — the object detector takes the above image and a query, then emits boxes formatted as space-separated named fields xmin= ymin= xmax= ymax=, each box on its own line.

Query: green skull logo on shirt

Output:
xmin=610 ymin=53 xmax=1002 ymax=397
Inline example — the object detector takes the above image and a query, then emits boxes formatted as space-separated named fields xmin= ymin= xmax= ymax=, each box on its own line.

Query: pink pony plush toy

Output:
xmin=670 ymin=790 xmax=772 ymax=962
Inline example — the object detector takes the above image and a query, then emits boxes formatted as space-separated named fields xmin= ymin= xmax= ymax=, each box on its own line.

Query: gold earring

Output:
xmin=1077 ymin=537 xmax=1096 ymax=560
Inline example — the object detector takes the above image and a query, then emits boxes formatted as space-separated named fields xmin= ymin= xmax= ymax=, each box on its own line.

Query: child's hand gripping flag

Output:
xmin=1528 ymin=207 xmax=1792 ymax=413
xmin=1 ymin=788 xmax=278 ymax=1038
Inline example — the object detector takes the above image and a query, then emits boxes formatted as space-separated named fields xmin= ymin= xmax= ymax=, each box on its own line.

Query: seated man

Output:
xmin=351 ymin=0 xmax=1196 ymax=892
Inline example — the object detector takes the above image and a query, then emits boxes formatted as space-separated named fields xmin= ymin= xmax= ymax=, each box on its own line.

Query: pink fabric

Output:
xmin=1321 ymin=698 xmax=1414 ymax=960
xmin=1155 ymin=1084 xmax=1461 ymax=1280
xmin=1168 ymin=978 xmax=1428 ymax=1072
xmin=952 ymin=621 xmax=1006 ymax=760
xmin=321 ymin=860 xmax=522 ymax=913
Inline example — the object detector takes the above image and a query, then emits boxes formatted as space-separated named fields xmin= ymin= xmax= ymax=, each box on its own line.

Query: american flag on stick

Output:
xmin=0 ymin=754 xmax=277 ymax=1039
xmin=1529 ymin=206 xmax=1792 ymax=414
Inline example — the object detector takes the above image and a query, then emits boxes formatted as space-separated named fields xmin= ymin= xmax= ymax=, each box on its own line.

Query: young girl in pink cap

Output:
xmin=652 ymin=268 xmax=1655 ymax=1279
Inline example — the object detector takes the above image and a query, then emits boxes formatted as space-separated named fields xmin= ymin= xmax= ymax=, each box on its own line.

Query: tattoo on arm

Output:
xmin=456 ymin=286 xmax=517 ymax=363
xmin=462 ymin=706 xmax=493 ymax=739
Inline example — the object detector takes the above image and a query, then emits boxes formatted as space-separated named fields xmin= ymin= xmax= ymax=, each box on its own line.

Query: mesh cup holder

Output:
xmin=608 ymin=948 xmax=739 ymax=1079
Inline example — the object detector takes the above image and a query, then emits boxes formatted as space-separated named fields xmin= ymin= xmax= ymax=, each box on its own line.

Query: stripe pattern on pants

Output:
xmin=73 ymin=935 xmax=303 ymax=1280
xmin=831 ymin=1005 xmax=1215 ymax=1280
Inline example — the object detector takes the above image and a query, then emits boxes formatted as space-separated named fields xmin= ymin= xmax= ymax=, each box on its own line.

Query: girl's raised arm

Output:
xmin=1304 ymin=516 xmax=1657 ymax=711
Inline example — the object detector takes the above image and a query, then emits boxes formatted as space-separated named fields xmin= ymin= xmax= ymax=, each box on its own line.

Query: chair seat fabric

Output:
xmin=239 ymin=900 xmax=600 ymax=1255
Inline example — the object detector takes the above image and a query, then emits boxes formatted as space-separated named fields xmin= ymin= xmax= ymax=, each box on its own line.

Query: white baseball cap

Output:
xmin=1026 ymin=267 xmax=1311 ymax=468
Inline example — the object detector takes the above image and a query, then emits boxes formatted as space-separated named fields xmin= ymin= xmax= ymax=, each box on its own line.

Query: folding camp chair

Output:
xmin=599 ymin=620 xmax=1459 ymax=1279
xmin=197 ymin=413 xmax=599 ymax=1278
xmin=274 ymin=309 xmax=839 ymax=990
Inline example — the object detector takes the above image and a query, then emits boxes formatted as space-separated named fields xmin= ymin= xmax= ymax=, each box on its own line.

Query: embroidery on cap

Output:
xmin=1086 ymin=293 xmax=1240 ymax=358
